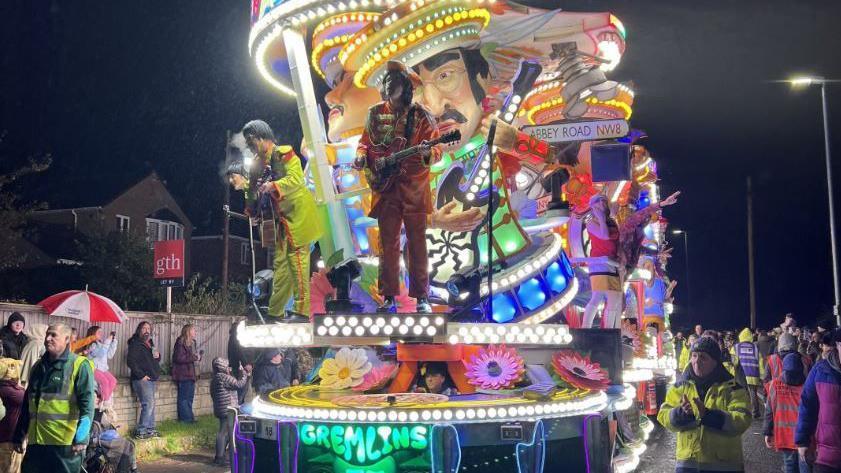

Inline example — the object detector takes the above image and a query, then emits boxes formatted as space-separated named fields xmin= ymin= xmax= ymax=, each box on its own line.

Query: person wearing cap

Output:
xmin=658 ymin=337 xmax=752 ymax=472
xmin=412 ymin=362 xmax=458 ymax=396
xmin=733 ymin=327 xmax=767 ymax=418
xmin=239 ymin=120 xmax=322 ymax=320
xmin=796 ymin=329 xmax=841 ymax=472
xmin=764 ymin=353 xmax=810 ymax=473
xmin=353 ymin=60 xmax=441 ymax=313
xmin=0 ymin=313 xmax=29 ymax=360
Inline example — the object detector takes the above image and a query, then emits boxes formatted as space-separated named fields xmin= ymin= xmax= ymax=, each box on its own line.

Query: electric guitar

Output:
xmin=366 ymin=129 xmax=461 ymax=193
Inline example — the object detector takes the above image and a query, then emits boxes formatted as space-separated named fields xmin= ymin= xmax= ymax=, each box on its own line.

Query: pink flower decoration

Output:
xmin=464 ymin=345 xmax=525 ymax=390
xmin=310 ymin=270 xmax=336 ymax=315
xmin=551 ymin=350 xmax=610 ymax=391
xmin=352 ymin=363 xmax=398 ymax=392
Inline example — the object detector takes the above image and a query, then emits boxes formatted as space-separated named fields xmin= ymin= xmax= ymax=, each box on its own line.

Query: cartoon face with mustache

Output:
xmin=415 ymin=48 xmax=489 ymax=152
xmin=324 ymin=71 xmax=383 ymax=143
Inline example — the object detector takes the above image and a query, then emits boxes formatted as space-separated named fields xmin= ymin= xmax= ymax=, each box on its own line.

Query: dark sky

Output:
xmin=2 ymin=0 xmax=840 ymax=330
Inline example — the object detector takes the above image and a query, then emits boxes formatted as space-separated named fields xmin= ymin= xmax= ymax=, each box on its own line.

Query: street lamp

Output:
xmin=671 ymin=229 xmax=691 ymax=322
xmin=787 ymin=76 xmax=841 ymax=326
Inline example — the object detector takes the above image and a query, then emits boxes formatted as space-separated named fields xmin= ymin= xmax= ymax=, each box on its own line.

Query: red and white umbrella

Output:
xmin=37 ymin=289 xmax=127 ymax=324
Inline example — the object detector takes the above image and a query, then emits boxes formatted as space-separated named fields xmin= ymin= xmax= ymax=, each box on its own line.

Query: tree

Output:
xmin=172 ymin=274 xmax=248 ymax=316
xmin=0 ymin=131 xmax=51 ymax=272
xmin=75 ymin=230 xmax=162 ymax=311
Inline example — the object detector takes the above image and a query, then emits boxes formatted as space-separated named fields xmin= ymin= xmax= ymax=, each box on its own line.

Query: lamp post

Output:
xmin=788 ymin=76 xmax=841 ymax=326
xmin=671 ymin=229 xmax=691 ymax=323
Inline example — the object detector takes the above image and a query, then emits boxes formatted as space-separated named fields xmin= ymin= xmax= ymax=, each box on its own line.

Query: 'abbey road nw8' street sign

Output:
xmin=522 ymin=119 xmax=629 ymax=143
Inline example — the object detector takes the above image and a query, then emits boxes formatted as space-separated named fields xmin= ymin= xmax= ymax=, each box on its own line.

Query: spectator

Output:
xmin=733 ymin=327 xmax=766 ymax=418
xmin=674 ymin=332 xmax=685 ymax=361
xmin=253 ymin=349 xmax=296 ymax=396
xmin=0 ymin=313 xmax=28 ymax=360
xmin=679 ymin=333 xmax=699 ymax=373
xmin=658 ymin=337 xmax=752 ymax=472
xmin=757 ymin=331 xmax=774 ymax=359
xmin=702 ymin=329 xmax=720 ymax=342
xmin=766 ymin=334 xmax=811 ymax=384
xmin=18 ymin=324 xmax=47 ymax=388
xmin=819 ymin=332 xmax=834 ymax=360
xmin=85 ymin=326 xmax=118 ymax=405
xmin=13 ymin=323 xmax=95 ymax=473
xmin=782 ymin=313 xmax=797 ymax=335
xmin=210 ymin=357 xmax=250 ymax=466
xmin=0 ymin=358 xmax=24 ymax=473
xmin=171 ymin=324 xmax=201 ymax=423
xmin=796 ymin=329 xmax=841 ymax=473
xmin=694 ymin=324 xmax=703 ymax=338
xmin=764 ymin=354 xmax=810 ymax=473
xmin=126 ymin=321 xmax=161 ymax=440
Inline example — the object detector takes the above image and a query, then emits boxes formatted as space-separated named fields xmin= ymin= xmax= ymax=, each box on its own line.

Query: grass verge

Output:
xmin=135 ymin=415 xmax=218 ymax=461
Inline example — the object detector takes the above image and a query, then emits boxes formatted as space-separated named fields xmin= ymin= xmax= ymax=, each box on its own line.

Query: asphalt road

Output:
xmin=638 ymin=418 xmax=783 ymax=473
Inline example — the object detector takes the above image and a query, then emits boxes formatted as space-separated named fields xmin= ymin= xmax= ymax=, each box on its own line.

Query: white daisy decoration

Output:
xmin=319 ymin=347 xmax=372 ymax=390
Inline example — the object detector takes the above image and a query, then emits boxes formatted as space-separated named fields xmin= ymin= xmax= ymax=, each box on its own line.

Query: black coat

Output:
xmin=126 ymin=335 xmax=161 ymax=381
xmin=0 ymin=327 xmax=28 ymax=360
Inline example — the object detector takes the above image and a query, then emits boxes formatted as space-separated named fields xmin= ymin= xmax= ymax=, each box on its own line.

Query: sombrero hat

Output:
xmin=311 ymin=12 xmax=381 ymax=88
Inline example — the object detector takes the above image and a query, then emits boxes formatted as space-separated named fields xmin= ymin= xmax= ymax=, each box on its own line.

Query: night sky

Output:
xmin=3 ymin=0 xmax=840 ymax=330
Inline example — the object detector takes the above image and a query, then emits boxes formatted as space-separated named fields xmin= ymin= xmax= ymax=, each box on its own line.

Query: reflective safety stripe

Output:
xmin=28 ymin=355 xmax=88 ymax=446
xmin=770 ymin=380 xmax=802 ymax=449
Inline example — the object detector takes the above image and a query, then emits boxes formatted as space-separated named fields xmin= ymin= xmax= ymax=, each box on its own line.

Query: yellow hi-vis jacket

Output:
xmin=658 ymin=368 xmax=752 ymax=471
xmin=14 ymin=349 xmax=95 ymax=446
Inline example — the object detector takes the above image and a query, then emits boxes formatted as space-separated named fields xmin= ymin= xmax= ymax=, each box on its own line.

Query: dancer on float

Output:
xmin=353 ymin=61 xmax=441 ymax=313
xmin=235 ymin=120 xmax=322 ymax=321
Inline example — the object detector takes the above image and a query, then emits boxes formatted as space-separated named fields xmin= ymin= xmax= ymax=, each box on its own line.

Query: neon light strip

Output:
xmin=430 ymin=424 xmax=461 ymax=473
xmin=252 ymin=391 xmax=608 ymax=424
xmin=515 ymin=419 xmax=546 ymax=473
xmin=581 ymin=413 xmax=602 ymax=473
xmin=233 ymin=417 xmax=255 ymax=473
xmin=480 ymin=233 xmax=564 ymax=296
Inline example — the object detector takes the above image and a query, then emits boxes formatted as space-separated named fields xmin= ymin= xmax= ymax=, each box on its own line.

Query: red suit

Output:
xmin=356 ymin=101 xmax=440 ymax=298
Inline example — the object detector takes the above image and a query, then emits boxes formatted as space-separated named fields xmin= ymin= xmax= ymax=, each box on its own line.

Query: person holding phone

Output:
xmin=172 ymin=324 xmax=201 ymax=423
xmin=126 ymin=321 xmax=161 ymax=439
xmin=658 ymin=336 xmax=752 ymax=472
xmin=85 ymin=326 xmax=119 ymax=405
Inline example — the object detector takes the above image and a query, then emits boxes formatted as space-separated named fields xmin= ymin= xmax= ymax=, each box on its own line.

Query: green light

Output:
xmin=300 ymin=423 xmax=429 ymax=467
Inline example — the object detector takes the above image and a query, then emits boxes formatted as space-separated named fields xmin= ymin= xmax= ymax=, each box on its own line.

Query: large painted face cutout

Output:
xmin=415 ymin=48 xmax=487 ymax=152
xmin=324 ymin=71 xmax=382 ymax=143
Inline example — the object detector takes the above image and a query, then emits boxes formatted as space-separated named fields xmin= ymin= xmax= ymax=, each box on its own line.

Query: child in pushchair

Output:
xmin=84 ymin=389 xmax=139 ymax=473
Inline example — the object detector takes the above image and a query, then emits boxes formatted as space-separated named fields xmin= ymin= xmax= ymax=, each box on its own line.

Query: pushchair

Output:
xmin=84 ymin=415 xmax=139 ymax=473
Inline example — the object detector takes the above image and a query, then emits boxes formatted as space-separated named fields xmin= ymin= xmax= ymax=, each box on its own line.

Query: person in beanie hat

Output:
xmin=765 ymin=333 xmax=811 ymax=384
xmin=0 ymin=313 xmax=28 ymax=360
xmin=658 ymin=336 xmax=752 ymax=472
xmin=764 ymin=353 xmax=810 ymax=473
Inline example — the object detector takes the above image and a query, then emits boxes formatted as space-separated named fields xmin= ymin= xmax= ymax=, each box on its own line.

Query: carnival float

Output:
xmin=228 ymin=0 xmax=679 ymax=471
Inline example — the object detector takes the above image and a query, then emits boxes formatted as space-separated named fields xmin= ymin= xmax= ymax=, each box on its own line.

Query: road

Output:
xmin=638 ymin=418 xmax=783 ymax=472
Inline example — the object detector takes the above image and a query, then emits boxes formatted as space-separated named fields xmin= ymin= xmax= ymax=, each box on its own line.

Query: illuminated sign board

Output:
xmin=298 ymin=423 xmax=430 ymax=473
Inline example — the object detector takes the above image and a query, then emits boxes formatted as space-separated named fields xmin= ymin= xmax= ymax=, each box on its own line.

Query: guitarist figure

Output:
xmin=240 ymin=120 xmax=322 ymax=321
xmin=354 ymin=61 xmax=441 ymax=313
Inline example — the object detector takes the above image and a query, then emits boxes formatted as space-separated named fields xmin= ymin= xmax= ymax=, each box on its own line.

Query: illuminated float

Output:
xmin=231 ymin=1 xmax=679 ymax=472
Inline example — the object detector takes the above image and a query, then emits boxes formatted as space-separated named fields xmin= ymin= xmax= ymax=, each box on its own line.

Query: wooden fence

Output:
xmin=0 ymin=303 xmax=242 ymax=378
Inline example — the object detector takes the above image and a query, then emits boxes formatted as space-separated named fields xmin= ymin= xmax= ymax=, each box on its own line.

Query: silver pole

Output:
xmin=820 ymin=83 xmax=841 ymax=326
xmin=282 ymin=27 xmax=355 ymax=259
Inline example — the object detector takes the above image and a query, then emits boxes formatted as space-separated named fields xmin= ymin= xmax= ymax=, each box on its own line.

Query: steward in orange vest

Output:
xmin=763 ymin=353 xmax=809 ymax=471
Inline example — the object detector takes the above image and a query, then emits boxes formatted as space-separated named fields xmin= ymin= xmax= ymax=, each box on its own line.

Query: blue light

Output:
xmin=560 ymin=253 xmax=574 ymax=278
xmin=516 ymin=278 xmax=546 ymax=311
xmin=340 ymin=173 xmax=357 ymax=189
xmin=491 ymin=294 xmax=517 ymax=323
xmin=545 ymin=262 xmax=568 ymax=294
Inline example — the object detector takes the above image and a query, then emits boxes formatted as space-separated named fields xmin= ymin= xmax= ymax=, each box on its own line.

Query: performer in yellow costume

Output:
xmin=241 ymin=120 xmax=322 ymax=320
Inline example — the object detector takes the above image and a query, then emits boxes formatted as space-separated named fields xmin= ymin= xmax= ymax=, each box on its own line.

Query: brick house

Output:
xmin=4 ymin=172 xmax=194 ymax=300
